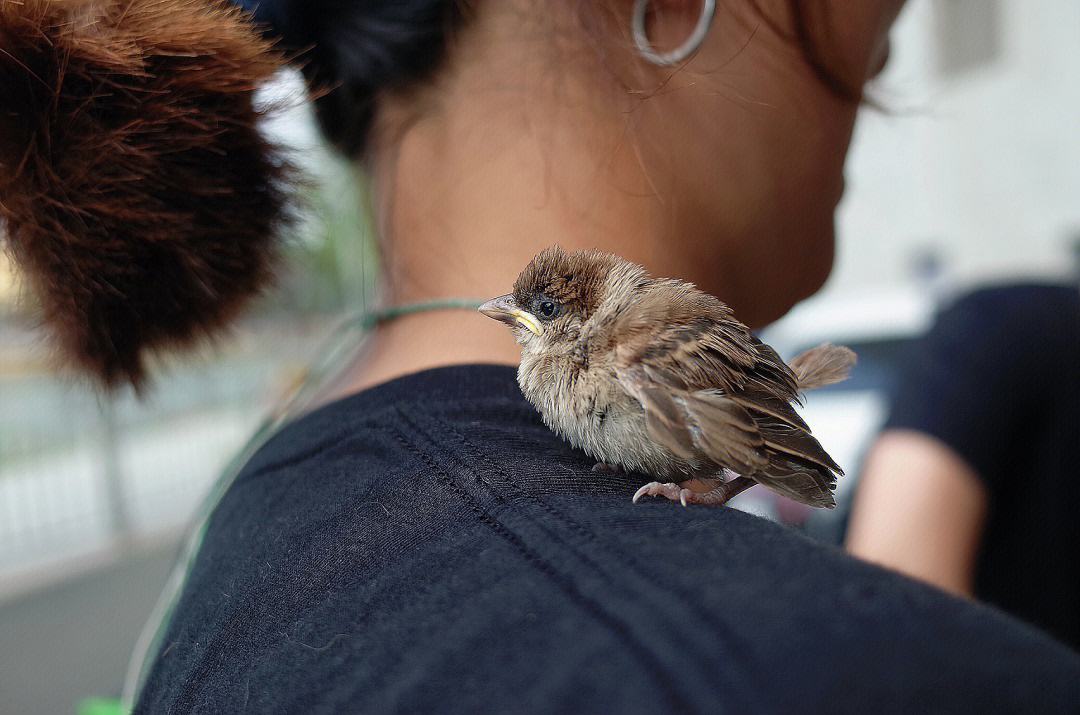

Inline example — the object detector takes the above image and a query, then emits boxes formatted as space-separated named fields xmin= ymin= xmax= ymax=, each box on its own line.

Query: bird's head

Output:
xmin=479 ymin=246 xmax=638 ymax=351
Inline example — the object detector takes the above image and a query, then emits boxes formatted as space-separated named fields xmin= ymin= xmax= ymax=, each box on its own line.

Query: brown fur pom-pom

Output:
xmin=0 ymin=0 xmax=292 ymax=388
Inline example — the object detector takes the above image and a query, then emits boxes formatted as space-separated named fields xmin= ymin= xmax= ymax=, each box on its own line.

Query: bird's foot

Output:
xmin=632 ymin=481 xmax=687 ymax=504
xmin=591 ymin=462 xmax=621 ymax=473
xmin=631 ymin=481 xmax=711 ymax=507
xmin=632 ymin=476 xmax=754 ymax=507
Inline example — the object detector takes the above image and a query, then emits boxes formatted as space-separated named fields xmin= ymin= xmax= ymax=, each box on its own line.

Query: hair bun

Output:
xmin=235 ymin=0 xmax=460 ymax=157
xmin=0 ymin=0 xmax=293 ymax=388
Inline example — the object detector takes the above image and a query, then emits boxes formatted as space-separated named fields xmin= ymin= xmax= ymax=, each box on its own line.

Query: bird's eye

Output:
xmin=536 ymin=299 xmax=559 ymax=320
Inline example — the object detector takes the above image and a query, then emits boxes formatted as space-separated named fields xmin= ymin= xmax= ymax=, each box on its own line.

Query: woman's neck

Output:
xmin=326 ymin=0 xmax=904 ymax=398
xmin=331 ymin=108 xmax=677 ymax=395
xmin=331 ymin=23 xmax=700 ymax=396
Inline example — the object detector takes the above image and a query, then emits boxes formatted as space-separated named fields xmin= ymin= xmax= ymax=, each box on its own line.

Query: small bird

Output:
xmin=479 ymin=246 xmax=856 ymax=508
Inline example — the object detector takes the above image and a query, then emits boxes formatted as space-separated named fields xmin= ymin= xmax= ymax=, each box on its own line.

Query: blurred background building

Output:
xmin=1 ymin=1 xmax=1077 ymax=713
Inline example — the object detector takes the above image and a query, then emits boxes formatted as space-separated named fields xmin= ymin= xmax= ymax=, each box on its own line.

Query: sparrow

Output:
xmin=479 ymin=246 xmax=856 ymax=508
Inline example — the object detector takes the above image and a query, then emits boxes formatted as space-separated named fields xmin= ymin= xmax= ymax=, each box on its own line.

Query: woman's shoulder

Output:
xmin=136 ymin=364 xmax=1080 ymax=714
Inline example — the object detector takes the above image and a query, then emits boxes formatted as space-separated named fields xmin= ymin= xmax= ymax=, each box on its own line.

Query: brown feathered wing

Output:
xmin=612 ymin=285 xmax=842 ymax=507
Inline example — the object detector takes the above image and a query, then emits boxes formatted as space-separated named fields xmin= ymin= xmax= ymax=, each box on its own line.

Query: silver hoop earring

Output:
xmin=633 ymin=0 xmax=716 ymax=66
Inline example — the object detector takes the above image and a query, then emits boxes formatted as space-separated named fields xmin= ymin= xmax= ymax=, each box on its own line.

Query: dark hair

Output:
xmin=237 ymin=0 xmax=465 ymax=157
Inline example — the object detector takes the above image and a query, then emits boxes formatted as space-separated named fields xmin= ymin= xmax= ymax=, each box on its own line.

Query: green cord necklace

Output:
xmin=356 ymin=297 xmax=485 ymax=330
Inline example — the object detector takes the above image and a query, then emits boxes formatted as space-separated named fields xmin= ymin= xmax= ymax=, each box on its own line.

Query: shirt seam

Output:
xmin=429 ymin=413 xmax=765 ymax=682
xmin=388 ymin=416 xmax=697 ymax=711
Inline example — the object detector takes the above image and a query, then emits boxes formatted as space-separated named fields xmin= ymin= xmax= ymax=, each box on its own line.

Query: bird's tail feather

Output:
xmin=789 ymin=344 xmax=857 ymax=391
xmin=754 ymin=461 xmax=837 ymax=509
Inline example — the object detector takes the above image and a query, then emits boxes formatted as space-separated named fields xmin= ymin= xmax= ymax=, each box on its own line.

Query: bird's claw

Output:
xmin=632 ymin=481 xmax=694 ymax=506
xmin=632 ymin=481 xmax=738 ymax=507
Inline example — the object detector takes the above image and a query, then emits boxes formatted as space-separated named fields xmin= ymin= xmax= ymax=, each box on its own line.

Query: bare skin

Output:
xmin=330 ymin=0 xmax=904 ymax=396
xmin=846 ymin=430 xmax=990 ymax=597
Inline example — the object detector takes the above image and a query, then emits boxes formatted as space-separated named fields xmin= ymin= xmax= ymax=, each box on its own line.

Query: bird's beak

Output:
xmin=478 ymin=294 xmax=542 ymax=335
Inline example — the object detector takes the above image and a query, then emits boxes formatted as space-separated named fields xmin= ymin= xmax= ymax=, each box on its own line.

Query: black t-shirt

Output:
xmin=135 ymin=364 xmax=1080 ymax=713
xmin=886 ymin=283 xmax=1080 ymax=651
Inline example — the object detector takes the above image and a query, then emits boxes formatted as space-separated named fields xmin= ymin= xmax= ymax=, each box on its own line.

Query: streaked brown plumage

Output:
xmin=480 ymin=246 xmax=856 ymax=508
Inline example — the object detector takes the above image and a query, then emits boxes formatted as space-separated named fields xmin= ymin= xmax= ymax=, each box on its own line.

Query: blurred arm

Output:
xmin=845 ymin=429 xmax=990 ymax=597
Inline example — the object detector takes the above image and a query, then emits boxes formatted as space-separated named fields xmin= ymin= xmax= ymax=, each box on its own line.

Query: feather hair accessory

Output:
xmin=0 ymin=0 xmax=292 ymax=388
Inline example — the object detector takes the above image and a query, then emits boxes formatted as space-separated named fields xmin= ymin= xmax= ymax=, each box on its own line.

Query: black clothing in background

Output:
xmin=135 ymin=365 xmax=1080 ymax=714
xmin=887 ymin=284 xmax=1080 ymax=651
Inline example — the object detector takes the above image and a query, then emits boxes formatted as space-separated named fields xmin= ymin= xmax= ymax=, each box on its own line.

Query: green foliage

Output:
xmin=258 ymin=155 xmax=379 ymax=316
